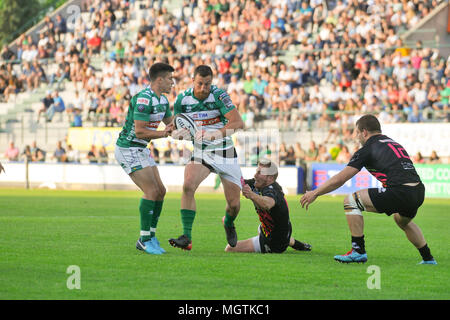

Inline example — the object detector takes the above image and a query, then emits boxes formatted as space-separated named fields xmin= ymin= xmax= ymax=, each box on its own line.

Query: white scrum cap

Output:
xmin=258 ymin=157 xmax=278 ymax=176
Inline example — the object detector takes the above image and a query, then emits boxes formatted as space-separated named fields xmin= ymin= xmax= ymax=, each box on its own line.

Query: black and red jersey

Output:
xmin=347 ymin=134 xmax=421 ymax=188
xmin=244 ymin=179 xmax=291 ymax=247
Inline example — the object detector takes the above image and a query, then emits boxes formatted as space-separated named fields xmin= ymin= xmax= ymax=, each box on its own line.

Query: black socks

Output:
xmin=418 ymin=244 xmax=434 ymax=261
xmin=351 ymin=235 xmax=366 ymax=254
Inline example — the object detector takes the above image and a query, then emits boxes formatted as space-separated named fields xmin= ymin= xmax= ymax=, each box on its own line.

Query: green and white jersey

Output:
xmin=174 ymin=85 xmax=236 ymax=152
xmin=116 ymin=87 xmax=172 ymax=148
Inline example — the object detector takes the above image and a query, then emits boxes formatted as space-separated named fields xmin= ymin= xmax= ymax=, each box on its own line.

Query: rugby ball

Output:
xmin=174 ymin=113 xmax=198 ymax=139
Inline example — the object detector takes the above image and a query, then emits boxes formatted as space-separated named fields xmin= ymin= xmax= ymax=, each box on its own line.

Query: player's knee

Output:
xmin=344 ymin=192 xmax=365 ymax=216
xmin=227 ymin=200 xmax=240 ymax=215
xmin=393 ymin=213 xmax=411 ymax=230
xmin=182 ymin=182 xmax=196 ymax=196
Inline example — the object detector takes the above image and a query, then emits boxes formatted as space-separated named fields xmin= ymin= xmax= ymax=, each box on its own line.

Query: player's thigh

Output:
xmin=183 ymin=162 xmax=211 ymax=192
xmin=130 ymin=166 xmax=159 ymax=196
xmin=351 ymin=189 xmax=379 ymax=213
xmin=221 ymin=177 xmax=241 ymax=208
xmin=225 ymin=238 xmax=257 ymax=253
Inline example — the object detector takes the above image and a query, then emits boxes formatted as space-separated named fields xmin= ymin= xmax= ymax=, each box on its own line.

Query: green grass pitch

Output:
xmin=0 ymin=188 xmax=448 ymax=300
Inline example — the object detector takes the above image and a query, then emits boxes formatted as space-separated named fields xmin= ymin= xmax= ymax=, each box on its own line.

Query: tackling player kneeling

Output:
xmin=225 ymin=158 xmax=311 ymax=254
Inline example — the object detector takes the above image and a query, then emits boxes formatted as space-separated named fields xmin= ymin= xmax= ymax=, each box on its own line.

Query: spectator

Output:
xmin=71 ymin=108 xmax=83 ymax=127
xmin=413 ymin=152 xmax=425 ymax=164
xmin=1 ymin=45 xmax=15 ymax=61
xmin=66 ymin=144 xmax=80 ymax=163
xmin=336 ymin=145 xmax=352 ymax=164
xmin=329 ymin=142 xmax=344 ymax=161
xmin=46 ymin=91 xmax=66 ymax=122
xmin=407 ymin=103 xmax=424 ymax=123
xmin=4 ymin=141 xmax=19 ymax=161
xmin=87 ymin=145 xmax=99 ymax=163
xmin=49 ymin=45 xmax=71 ymax=90
xmin=87 ymin=30 xmax=102 ymax=56
xmin=30 ymin=141 xmax=46 ymax=162
xmin=285 ymin=146 xmax=296 ymax=165
xmin=37 ymin=90 xmax=54 ymax=123
xmin=279 ymin=142 xmax=289 ymax=165
xmin=34 ymin=149 xmax=46 ymax=162
xmin=149 ymin=142 xmax=160 ymax=163
xmin=305 ymin=141 xmax=318 ymax=162
xmin=98 ymin=146 xmax=109 ymax=164
xmin=293 ymin=142 xmax=306 ymax=165
xmin=22 ymin=145 xmax=33 ymax=162
xmin=428 ymin=150 xmax=441 ymax=164
xmin=317 ymin=144 xmax=332 ymax=162
xmin=54 ymin=14 xmax=67 ymax=41
xmin=52 ymin=141 xmax=67 ymax=163
xmin=0 ymin=76 xmax=7 ymax=102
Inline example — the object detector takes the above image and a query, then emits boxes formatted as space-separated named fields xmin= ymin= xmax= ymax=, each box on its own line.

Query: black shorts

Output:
xmin=368 ymin=183 xmax=425 ymax=218
xmin=258 ymin=222 xmax=292 ymax=254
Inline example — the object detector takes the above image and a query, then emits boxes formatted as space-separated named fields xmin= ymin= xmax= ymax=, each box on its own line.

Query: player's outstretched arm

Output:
xmin=300 ymin=166 xmax=359 ymax=210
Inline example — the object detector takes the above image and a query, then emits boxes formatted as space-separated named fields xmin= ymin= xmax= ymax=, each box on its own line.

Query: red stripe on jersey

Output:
xmin=194 ymin=116 xmax=221 ymax=127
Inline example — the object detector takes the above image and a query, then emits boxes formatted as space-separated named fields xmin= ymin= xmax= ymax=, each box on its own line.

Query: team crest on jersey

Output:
xmin=137 ymin=98 xmax=150 ymax=105
xmin=137 ymin=105 xmax=145 ymax=112
xmin=204 ymin=103 xmax=217 ymax=110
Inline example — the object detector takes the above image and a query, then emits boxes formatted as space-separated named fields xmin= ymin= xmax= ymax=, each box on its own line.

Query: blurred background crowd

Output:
xmin=0 ymin=0 xmax=449 ymax=165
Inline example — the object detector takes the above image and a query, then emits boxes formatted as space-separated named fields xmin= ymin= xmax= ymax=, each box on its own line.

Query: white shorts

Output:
xmin=192 ymin=148 xmax=244 ymax=189
xmin=115 ymin=145 xmax=156 ymax=175
xmin=251 ymin=225 xmax=263 ymax=253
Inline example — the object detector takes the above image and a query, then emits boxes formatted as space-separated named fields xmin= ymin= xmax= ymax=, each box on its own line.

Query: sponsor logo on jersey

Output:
xmin=137 ymin=98 xmax=150 ymax=105
xmin=195 ymin=117 xmax=221 ymax=126
xmin=218 ymin=92 xmax=234 ymax=108
xmin=147 ymin=122 xmax=160 ymax=129
xmin=192 ymin=112 xmax=210 ymax=119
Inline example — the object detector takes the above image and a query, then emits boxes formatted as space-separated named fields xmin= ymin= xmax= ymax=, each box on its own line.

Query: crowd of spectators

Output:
xmin=0 ymin=0 xmax=449 ymax=132
xmin=3 ymin=137 xmax=446 ymax=167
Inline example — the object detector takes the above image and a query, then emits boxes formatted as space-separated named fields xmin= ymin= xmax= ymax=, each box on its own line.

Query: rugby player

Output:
xmin=300 ymin=114 xmax=436 ymax=264
xmin=226 ymin=158 xmax=312 ymax=254
xmin=115 ymin=62 xmax=174 ymax=255
xmin=169 ymin=65 xmax=244 ymax=250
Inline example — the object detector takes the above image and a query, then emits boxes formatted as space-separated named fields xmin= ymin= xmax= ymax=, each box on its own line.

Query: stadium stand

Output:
xmin=0 ymin=0 xmax=449 ymax=166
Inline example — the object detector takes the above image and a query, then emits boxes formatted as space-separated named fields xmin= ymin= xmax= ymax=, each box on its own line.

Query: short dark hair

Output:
xmin=356 ymin=114 xmax=381 ymax=133
xmin=149 ymin=62 xmax=174 ymax=81
xmin=194 ymin=65 xmax=213 ymax=78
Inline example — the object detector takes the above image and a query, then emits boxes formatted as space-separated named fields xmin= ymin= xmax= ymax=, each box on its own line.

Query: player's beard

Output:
xmin=194 ymin=91 xmax=209 ymax=100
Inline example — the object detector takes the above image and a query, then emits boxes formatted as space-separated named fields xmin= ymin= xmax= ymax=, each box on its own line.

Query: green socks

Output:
xmin=181 ymin=209 xmax=196 ymax=240
xmin=223 ymin=212 xmax=236 ymax=228
xmin=151 ymin=200 xmax=164 ymax=237
xmin=139 ymin=198 xmax=155 ymax=242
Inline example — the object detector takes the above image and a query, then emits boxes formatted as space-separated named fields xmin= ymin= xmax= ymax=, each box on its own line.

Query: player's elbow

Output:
xmin=236 ymin=118 xmax=244 ymax=130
